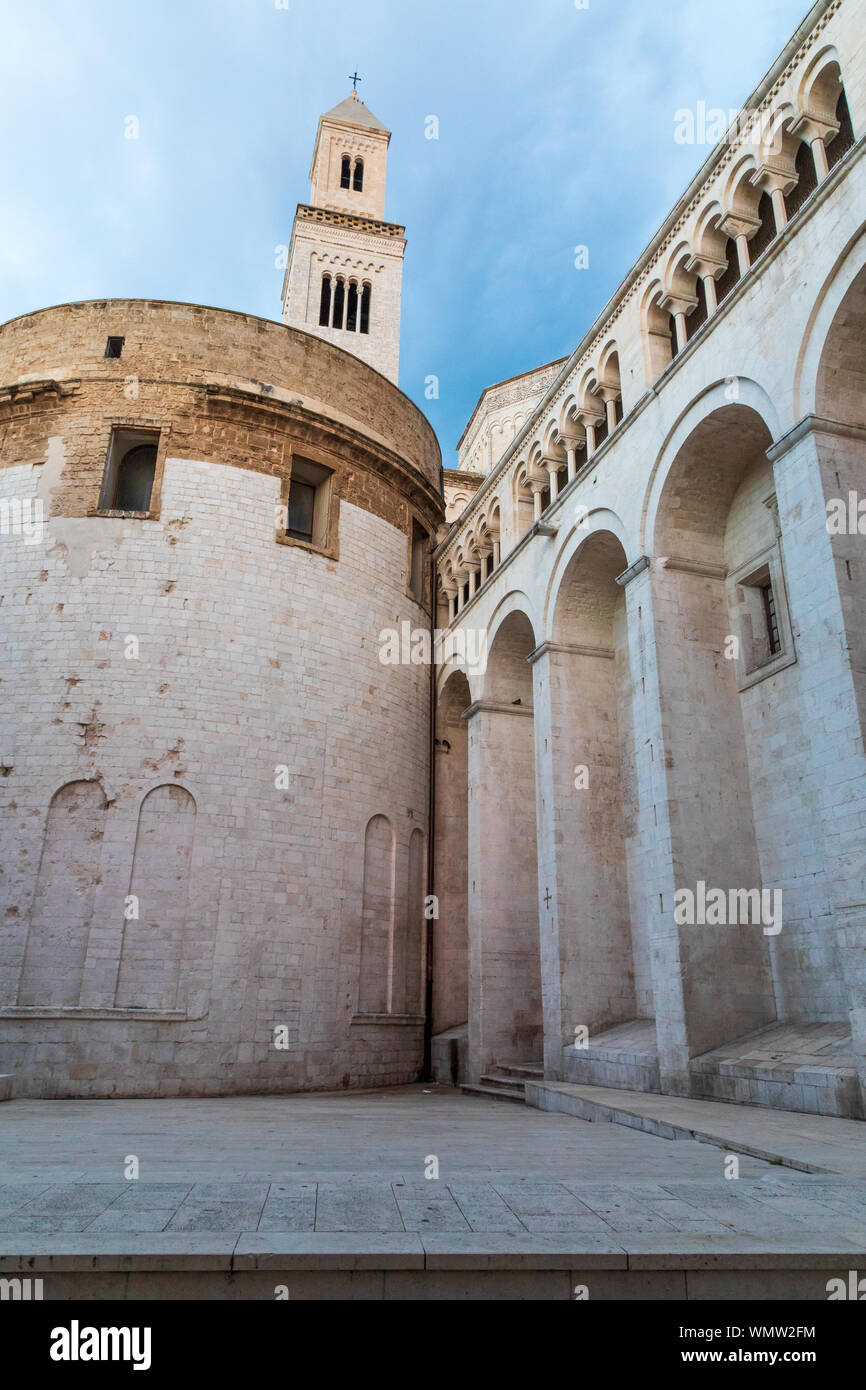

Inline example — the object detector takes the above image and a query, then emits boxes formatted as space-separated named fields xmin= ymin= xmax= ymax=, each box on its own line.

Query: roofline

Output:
xmin=0 ymin=295 xmax=440 ymax=463
xmin=454 ymin=0 xmax=833 ymax=456
xmin=456 ymin=355 xmax=570 ymax=451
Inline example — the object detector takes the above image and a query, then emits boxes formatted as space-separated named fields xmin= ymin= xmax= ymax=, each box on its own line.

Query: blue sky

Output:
xmin=0 ymin=0 xmax=809 ymax=465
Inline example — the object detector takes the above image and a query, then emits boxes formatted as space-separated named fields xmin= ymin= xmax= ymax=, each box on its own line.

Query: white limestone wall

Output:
xmin=438 ymin=131 xmax=866 ymax=1096
xmin=0 ymin=455 xmax=430 ymax=1096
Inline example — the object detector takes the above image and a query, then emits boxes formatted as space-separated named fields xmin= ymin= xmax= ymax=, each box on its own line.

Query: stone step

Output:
xmin=496 ymin=1061 xmax=544 ymax=1080
xmin=460 ymin=1082 xmax=526 ymax=1104
xmin=480 ymin=1072 xmax=526 ymax=1093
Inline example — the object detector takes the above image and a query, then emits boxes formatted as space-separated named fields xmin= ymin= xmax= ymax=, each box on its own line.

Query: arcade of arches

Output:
xmin=432 ymin=253 xmax=866 ymax=1121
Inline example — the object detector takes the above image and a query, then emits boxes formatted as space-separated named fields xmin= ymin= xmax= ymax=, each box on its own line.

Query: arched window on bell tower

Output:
xmin=360 ymin=283 xmax=371 ymax=335
xmin=332 ymin=276 xmax=345 ymax=329
xmin=340 ymin=155 xmax=351 ymax=189
xmin=319 ymin=274 xmax=332 ymax=327
xmin=353 ymin=158 xmax=364 ymax=192
xmin=346 ymin=280 xmax=359 ymax=332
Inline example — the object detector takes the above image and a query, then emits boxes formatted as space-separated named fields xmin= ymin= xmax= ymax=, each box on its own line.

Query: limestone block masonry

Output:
xmin=435 ymin=0 xmax=866 ymax=1120
xmin=0 ymin=299 xmax=442 ymax=1098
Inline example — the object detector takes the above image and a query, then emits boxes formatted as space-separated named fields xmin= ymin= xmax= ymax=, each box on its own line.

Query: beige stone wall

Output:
xmin=283 ymin=215 xmax=405 ymax=385
xmin=0 ymin=301 xmax=442 ymax=1097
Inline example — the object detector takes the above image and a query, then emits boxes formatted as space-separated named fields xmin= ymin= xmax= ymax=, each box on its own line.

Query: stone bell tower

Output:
xmin=281 ymin=88 xmax=405 ymax=385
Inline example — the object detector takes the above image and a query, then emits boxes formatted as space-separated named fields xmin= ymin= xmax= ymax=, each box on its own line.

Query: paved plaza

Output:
xmin=1 ymin=1084 xmax=865 ymax=1245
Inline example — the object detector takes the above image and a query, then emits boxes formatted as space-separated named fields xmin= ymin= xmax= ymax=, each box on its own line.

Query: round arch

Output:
xmin=794 ymin=226 xmax=866 ymax=420
xmin=642 ymin=377 xmax=781 ymax=554
xmin=541 ymin=506 xmax=633 ymax=641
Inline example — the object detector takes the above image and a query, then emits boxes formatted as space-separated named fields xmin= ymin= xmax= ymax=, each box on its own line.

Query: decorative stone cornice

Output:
xmin=0 ymin=378 xmax=81 ymax=406
xmin=295 ymin=203 xmax=405 ymax=239
xmin=766 ymin=414 xmax=866 ymax=461
xmin=662 ymin=556 xmax=728 ymax=579
xmin=527 ymin=641 xmax=614 ymax=665
xmin=462 ymin=700 xmax=534 ymax=719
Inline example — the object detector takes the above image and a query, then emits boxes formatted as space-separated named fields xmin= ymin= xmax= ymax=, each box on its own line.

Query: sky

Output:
xmin=0 ymin=0 xmax=811 ymax=466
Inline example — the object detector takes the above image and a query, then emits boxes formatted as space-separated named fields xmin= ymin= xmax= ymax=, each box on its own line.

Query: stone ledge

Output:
xmin=233 ymin=1234 xmax=424 ymax=1269
xmin=525 ymin=1081 xmax=866 ymax=1175
xmin=2 ymin=1231 xmax=863 ymax=1276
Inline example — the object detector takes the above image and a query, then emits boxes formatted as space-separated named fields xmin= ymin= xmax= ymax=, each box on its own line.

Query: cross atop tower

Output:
xmin=348 ymin=71 xmax=362 ymax=92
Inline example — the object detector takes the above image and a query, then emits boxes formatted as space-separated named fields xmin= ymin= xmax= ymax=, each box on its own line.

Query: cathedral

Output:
xmin=1 ymin=0 xmax=865 ymax=1127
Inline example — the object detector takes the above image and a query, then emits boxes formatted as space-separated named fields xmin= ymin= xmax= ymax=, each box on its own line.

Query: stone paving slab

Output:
xmin=0 ymin=1086 xmax=863 ymax=1261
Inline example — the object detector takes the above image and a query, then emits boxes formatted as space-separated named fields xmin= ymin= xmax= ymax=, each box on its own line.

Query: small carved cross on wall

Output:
xmin=543 ymin=887 xmax=552 ymax=909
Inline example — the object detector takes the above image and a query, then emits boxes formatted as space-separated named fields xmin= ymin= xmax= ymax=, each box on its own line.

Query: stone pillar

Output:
xmin=492 ymin=539 xmax=501 ymax=569
xmin=701 ymin=272 xmax=718 ymax=315
xmin=616 ymin=554 xmax=775 ymax=1093
xmin=768 ymin=416 xmax=866 ymax=1100
xmin=530 ymin=480 xmax=545 ymax=521
xmin=546 ymin=463 xmax=559 ymax=503
xmin=578 ymin=414 xmax=600 ymax=460
xmin=735 ymin=234 xmax=751 ymax=276
xmin=770 ymin=185 xmax=788 ymax=233
xmin=811 ymin=136 xmax=830 ymax=180
xmin=560 ymin=433 xmax=581 ymax=482
xmin=529 ymin=639 xmax=636 ymax=1080
xmin=464 ymin=700 xmax=542 ymax=1078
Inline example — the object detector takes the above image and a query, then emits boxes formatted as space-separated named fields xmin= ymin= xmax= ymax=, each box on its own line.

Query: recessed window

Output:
xmin=319 ymin=273 xmax=332 ymax=327
xmin=340 ymin=155 xmax=351 ymax=189
xmin=286 ymin=456 xmax=333 ymax=550
xmin=728 ymin=555 xmax=794 ymax=687
xmin=353 ymin=158 xmax=364 ymax=192
xmin=105 ymin=336 xmax=125 ymax=359
xmin=346 ymin=280 xmax=359 ymax=332
xmin=409 ymin=519 xmax=429 ymax=604
xmin=287 ymin=479 xmax=316 ymax=542
xmin=360 ymin=283 xmax=371 ymax=335
xmin=99 ymin=427 xmax=159 ymax=514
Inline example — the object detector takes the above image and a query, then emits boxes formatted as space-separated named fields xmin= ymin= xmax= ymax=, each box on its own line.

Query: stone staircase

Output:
xmin=461 ymin=1060 xmax=543 ymax=1103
